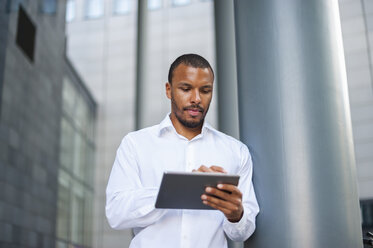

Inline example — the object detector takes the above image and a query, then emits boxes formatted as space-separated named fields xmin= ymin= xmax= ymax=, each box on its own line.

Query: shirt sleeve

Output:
xmin=105 ymin=135 xmax=167 ymax=230
xmin=223 ymin=144 xmax=259 ymax=242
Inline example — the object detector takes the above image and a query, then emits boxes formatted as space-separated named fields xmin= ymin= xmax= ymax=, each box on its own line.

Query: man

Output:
xmin=106 ymin=54 xmax=259 ymax=248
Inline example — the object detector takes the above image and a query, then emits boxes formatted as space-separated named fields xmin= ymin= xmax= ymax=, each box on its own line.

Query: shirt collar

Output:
xmin=158 ymin=113 xmax=214 ymax=137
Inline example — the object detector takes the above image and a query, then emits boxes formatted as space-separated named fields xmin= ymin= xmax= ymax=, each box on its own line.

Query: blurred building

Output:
xmin=0 ymin=0 xmax=96 ymax=247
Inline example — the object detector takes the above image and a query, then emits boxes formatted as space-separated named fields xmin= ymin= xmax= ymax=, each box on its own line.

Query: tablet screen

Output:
xmin=155 ymin=171 xmax=240 ymax=210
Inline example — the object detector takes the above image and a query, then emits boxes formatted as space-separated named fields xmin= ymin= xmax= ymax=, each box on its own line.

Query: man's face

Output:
xmin=166 ymin=63 xmax=214 ymax=129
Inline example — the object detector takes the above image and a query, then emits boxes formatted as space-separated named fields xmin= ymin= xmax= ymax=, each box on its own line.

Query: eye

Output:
xmin=180 ymin=87 xmax=190 ymax=92
xmin=201 ymin=88 xmax=212 ymax=94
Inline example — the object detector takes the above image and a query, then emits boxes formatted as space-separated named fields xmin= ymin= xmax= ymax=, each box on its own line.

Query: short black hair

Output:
xmin=168 ymin=54 xmax=214 ymax=84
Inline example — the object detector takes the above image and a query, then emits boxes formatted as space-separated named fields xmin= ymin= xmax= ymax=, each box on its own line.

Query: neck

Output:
xmin=169 ymin=113 xmax=203 ymax=140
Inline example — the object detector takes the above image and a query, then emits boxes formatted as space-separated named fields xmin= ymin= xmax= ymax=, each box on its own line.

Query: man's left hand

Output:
xmin=201 ymin=184 xmax=243 ymax=222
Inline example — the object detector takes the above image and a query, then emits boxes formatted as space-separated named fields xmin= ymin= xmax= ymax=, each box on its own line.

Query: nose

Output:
xmin=191 ymin=89 xmax=201 ymax=104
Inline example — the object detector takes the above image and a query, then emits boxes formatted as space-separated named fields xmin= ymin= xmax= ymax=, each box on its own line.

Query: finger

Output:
xmin=205 ymin=187 xmax=231 ymax=201
xmin=202 ymin=200 xmax=234 ymax=216
xmin=198 ymin=165 xmax=213 ymax=172
xmin=209 ymin=166 xmax=227 ymax=174
xmin=205 ymin=187 xmax=242 ymax=205
xmin=201 ymin=193 xmax=239 ymax=211
xmin=217 ymin=184 xmax=242 ymax=197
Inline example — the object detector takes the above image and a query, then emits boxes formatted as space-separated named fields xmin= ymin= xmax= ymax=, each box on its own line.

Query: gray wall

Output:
xmin=0 ymin=1 xmax=66 ymax=247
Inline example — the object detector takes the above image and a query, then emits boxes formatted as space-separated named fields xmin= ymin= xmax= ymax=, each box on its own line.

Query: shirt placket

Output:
xmin=185 ymin=141 xmax=195 ymax=172
xmin=180 ymin=141 xmax=195 ymax=248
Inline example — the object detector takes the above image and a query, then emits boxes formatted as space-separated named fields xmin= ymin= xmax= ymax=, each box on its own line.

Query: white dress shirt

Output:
xmin=106 ymin=115 xmax=259 ymax=248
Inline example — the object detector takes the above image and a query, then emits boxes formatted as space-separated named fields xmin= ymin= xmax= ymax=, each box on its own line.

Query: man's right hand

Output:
xmin=192 ymin=165 xmax=227 ymax=174
xmin=193 ymin=165 xmax=244 ymax=222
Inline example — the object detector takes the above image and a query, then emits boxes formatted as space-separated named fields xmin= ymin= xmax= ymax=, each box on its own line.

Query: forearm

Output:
xmin=222 ymin=144 xmax=259 ymax=241
xmin=106 ymin=187 xmax=166 ymax=229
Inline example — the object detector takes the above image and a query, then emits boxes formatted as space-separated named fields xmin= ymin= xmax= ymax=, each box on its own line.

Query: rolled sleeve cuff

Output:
xmin=223 ymin=208 xmax=255 ymax=242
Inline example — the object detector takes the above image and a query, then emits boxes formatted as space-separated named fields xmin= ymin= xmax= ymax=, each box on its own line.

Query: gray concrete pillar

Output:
xmin=135 ymin=0 xmax=148 ymax=130
xmin=234 ymin=1 xmax=363 ymax=247
xmin=214 ymin=0 xmax=239 ymax=140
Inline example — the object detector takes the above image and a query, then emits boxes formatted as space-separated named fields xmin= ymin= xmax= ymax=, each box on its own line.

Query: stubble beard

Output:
xmin=171 ymin=98 xmax=209 ymax=129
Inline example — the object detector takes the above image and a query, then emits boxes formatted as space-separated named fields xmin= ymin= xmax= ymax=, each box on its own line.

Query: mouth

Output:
xmin=184 ymin=107 xmax=203 ymax=117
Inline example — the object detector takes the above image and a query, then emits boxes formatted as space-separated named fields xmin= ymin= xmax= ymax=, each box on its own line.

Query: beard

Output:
xmin=171 ymin=98 xmax=209 ymax=129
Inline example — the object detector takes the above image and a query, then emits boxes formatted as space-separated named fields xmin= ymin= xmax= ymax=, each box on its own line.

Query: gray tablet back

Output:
xmin=155 ymin=171 xmax=240 ymax=210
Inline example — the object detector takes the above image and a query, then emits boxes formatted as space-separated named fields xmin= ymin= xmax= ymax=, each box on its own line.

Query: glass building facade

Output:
xmin=0 ymin=1 xmax=97 ymax=247
xmin=56 ymin=61 xmax=96 ymax=248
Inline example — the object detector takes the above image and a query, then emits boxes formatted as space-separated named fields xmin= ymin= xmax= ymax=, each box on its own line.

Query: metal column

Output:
xmin=135 ymin=0 xmax=148 ymax=130
xmin=214 ymin=0 xmax=240 ymax=139
xmin=234 ymin=0 xmax=363 ymax=247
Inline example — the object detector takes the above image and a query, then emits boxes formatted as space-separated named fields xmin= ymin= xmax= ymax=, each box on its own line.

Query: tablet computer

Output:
xmin=155 ymin=171 xmax=240 ymax=210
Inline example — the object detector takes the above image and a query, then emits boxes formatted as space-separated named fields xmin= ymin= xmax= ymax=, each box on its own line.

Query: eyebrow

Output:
xmin=178 ymin=82 xmax=192 ymax=87
xmin=177 ymin=82 xmax=212 ymax=88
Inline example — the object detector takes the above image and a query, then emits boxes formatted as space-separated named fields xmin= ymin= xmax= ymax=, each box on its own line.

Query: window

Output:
xmin=71 ymin=183 xmax=85 ymax=244
xmin=148 ymin=0 xmax=161 ymax=10
xmin=85 ymin=0 xmax=104 ymax=19
xmin=16 ymin=6 xmax=36 ymax=62
xmin=40 ymin=0 xmax=57 ymax=14
xmin=66 ymin=0 xmax=75 ymax=22
xmin=56 ymin=171 xmax=70 ymax=241
xmin=172 ymin=0 xmax=190 ymax=7
xmin=59 ymin=118 xmax=75 ymax=171
xmin=113 ymin=0 xmax=131 ymax=15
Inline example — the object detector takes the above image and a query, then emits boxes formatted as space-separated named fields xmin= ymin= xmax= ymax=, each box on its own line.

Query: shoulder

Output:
xmin=208 ymin=126 xmax=246 ymax=147
xmin=120 ymin=124 xmax=160 ymax=146
xmin=207 ymin=128 xmax=252 ymax=170
xmin=209 ymin=127 xmax=251 ymax=162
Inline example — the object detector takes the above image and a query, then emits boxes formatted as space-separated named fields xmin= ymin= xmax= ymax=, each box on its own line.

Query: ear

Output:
xmin=165 ymin=82 xmax=171 ymax=100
